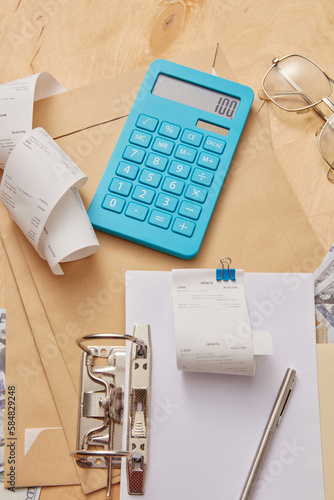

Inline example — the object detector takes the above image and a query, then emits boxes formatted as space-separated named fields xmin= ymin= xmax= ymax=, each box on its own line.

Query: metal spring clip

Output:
xmin=71 ymin=324 xmax=152 ymax=497
xmin=216 ymin=257 xmax=236 ymax=281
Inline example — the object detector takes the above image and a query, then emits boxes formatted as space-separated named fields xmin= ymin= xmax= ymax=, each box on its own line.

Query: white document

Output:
xmin=122 ymin=271 xmax=325 ymax=500
xmin=0 ymin=74 xmax=100 ymax=274
xmin=172 ymin=269 xmax=272 ymax=375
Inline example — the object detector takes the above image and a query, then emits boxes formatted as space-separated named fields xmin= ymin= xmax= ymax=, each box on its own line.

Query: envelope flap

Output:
xmin=32 ymin=45 xmax=218 ymax=139
xmin=17 ymin=428 xmax=78 ymax=487
xmin=33 ymin=68 xmax=146 ymax=138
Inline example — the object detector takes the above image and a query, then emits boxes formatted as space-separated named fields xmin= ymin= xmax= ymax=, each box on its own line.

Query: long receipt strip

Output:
xmin=0 ymin=73 xmax=99 ymax=274
xmin=172 ymin=269 xmax=273 ymax=375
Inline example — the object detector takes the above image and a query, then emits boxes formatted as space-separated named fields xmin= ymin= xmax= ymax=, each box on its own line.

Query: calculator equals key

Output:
xmin=88 ymin=59 xmax=254 ymax=258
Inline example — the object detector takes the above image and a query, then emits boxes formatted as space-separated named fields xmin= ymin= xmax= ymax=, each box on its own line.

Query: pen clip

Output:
xmin=277 ymin=372 xmax=296 ymax=426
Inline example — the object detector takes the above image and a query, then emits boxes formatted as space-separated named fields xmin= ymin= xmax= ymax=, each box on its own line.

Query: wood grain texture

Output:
xmin=1 ymin=0 xmax=333 ymax=247
xmin=0 ymin=1 xmax=334 ymax=498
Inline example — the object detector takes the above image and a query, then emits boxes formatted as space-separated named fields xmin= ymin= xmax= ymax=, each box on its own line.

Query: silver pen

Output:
xmin=239 ymin=368 xmax=296 ymax=500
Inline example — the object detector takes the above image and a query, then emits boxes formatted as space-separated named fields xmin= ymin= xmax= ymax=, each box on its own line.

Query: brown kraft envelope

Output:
xmin=2 ymin=45 xmax=327 ymax=496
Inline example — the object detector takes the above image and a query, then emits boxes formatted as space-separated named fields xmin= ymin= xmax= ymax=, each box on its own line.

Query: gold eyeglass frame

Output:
xmin=259 ymin=54 xmax=334 ymax=182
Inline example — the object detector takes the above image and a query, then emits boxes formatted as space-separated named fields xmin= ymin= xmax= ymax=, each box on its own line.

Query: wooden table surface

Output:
xmin=1 ymin=1 xmax=333 ymax=499
xmin=1 ymin=0 xmax=334 ymax=249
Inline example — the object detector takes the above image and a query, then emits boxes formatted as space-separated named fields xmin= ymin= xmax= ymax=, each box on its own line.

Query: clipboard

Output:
xmin=122 ymin=269 xmax=325 ymax=500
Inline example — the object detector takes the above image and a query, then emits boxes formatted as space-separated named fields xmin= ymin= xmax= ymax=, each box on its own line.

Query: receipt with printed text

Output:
xmin=172 ymin=269 xmax=273 ymax=375
xmin=0 ymin=73 xmax=99 ymax=274
xmin=1 ymin=127 xmax=99 ymax=274
xmin=0 ymin=72 xmax=65 ymax=168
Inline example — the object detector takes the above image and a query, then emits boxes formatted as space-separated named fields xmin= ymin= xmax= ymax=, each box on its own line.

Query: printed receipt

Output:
xmin=0 ymin=72 xmax=99 ymax=274
xmin=172 ymin=269 xmax=273 ymax=376
xmin=0 ymin=72 xmax=65 ymax=168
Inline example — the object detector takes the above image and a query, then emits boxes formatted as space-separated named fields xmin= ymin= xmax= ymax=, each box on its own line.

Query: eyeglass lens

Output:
xmin=263 ymin=55 xmax=331 ymax=111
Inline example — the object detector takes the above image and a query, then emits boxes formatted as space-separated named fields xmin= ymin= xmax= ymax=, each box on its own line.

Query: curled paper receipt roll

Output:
xmin=0 ymin=73 xmax=99 ymax=274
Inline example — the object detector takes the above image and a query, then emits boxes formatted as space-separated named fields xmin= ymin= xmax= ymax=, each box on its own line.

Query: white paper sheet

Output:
xmin=172 ymin=269 xmax=272 ymax=375
xmin=122 ymin=271 xmax=325 ymax=500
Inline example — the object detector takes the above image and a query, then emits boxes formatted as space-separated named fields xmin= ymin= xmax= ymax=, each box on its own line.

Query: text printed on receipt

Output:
xmin=172 ymin=269 xmax=272 ymax=376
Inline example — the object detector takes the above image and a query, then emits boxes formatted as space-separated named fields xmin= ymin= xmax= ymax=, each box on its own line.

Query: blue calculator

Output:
xmin=88 ymin=60 xmax=254 ymax=259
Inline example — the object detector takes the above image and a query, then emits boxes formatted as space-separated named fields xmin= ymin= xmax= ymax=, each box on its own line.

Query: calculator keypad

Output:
xmin=100 ymin=114 xmax=224 ymax=243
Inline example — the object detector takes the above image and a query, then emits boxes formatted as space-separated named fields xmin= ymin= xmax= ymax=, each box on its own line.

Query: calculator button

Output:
xmin=178 ymin=201 xmax=202 ymax=220
xmin=139 ymin=169 xmax=162 ymax=188
xmin=197 ymin=151 xmax=219 ymax=170
xmin=185 ymin=184 xmax=208 ymax=203
xmin=125 ymin=202 xmax=148 ymax=221
xmin=159 ymin=121 xmax=181 ymax=139
xmin=116 ymin=162 xmax=139 ymax=180
xmin=152 ymin=137 xmax=174 ymax=155
xmin=145 ymin=153 xmax=168 ymax=171
xmin=180 ymin=129 xmax=203 ymax=147
xmin=162 ymin=177 xmax=185 ymax=196
xmin=172 ymin=218 xmax=195 ymax=237
xmin=174 ymin=144 xmax=197 ymax=163
xmin=148 ymin=210 xmax=172 ymax=229
xmin=155 ymin=193 xmax=178 ymax=212
xmin=136 ymin=114 xmax=158 ymax=132
xmin=129 ymin=129 xmax=152 ymax=148
xmin=109 ymin=178 xmax=132 ymax=196
xmin=168 ymin=160 xmax=191 ymax=179
xmin=123 ymin=145 xmax=146 ymax=164
xmin=203 ymin=136 xmax=226 ymax=154
xmin=191 ymin=168 xmax=214 ymax=187
xmin=102 ymin=194 xmax=125 ymax=213
xmin=132 ymin=185 xmax=155 ymax=204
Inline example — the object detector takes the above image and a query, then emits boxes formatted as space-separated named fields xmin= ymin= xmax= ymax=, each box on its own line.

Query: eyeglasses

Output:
xmin=259 ymin=54 xmax=334 ymax=182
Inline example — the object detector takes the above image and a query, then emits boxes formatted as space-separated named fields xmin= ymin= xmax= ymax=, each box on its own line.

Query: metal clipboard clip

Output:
xmin=216 ymin=257 xmax=236 ymax=281
xmin=71 ymin=324 xmax=152 ymax=497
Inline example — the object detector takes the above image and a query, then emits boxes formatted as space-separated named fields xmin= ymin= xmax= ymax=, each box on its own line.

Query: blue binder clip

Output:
xmin=216 ymin=257 xmax=236 ymax=282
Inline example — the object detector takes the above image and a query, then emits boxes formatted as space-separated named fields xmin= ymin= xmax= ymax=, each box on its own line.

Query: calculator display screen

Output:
xmin=152 ymin=73 xmax=240 ymax=120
